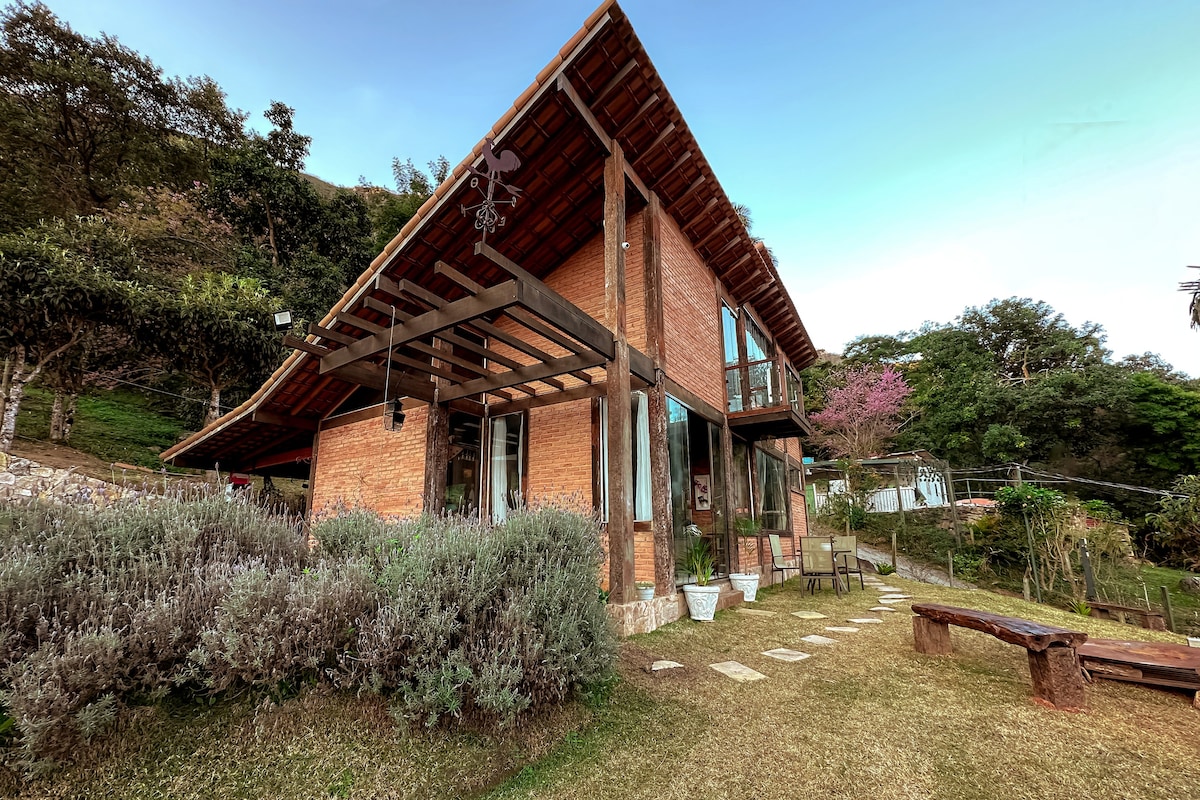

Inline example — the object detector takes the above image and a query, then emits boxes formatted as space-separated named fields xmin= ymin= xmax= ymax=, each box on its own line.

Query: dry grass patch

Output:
xmin=12 ymin=691 xmax=593 ymax=800
xmin=489 ymin=577 xmax=1200 ymax=800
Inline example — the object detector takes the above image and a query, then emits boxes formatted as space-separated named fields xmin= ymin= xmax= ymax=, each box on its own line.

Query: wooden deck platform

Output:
xmin=1078 ymin=638 xmax=1200 ymax=707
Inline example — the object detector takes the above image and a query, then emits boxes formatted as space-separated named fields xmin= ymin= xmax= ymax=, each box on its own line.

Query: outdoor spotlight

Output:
xmin=621 ymin=241 xmax=630 ymax=250
xmin=273 ymin=310 xmax=293 ymax=331
xmin=386 ymin=398 xmax=406 ymax=431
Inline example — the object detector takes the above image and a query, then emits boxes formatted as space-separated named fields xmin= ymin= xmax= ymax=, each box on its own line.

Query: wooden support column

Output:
xmin=422 ymin=340 xmax=452 ymax=515
xmin=605 ymin=141 xmax=634 ymax=604
xmin=643 ymin=192 xmax=672 ymax=596
xmin=721 ymin=420 xmax=740 ymax=574
xmin=423 ymin=399 xmax=449 ymax=514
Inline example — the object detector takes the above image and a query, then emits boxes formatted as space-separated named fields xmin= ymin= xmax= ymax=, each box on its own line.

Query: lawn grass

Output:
xmin=13 ymin=387 xmax=188 ymax=469
xmin=487 ymin=578 xmax=1199 ymax=800
xmin=14 ymin=577 xmax=1200 ymax=799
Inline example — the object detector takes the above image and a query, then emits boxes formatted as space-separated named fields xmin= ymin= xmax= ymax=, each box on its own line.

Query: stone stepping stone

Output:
xmin=869 ymin=606 xmax=898 ymax=613
xmin=736 ymin=608 xmax=777 ymax=617
xmin=710 ymin=661 xmax=767 ymax=682
xmin=800 ymin=634 xmax=838 ymax=645
xmin=762 ymin=648 xmax=812 ymax=662
xmin=791 ymin=610 xmax=828 ymax=620
xmin=648 ymin=659 xmax=684 ymax=673
xmin=879 ymin=598 xmax=909 ymax=605
xmin=848 ymin=618 xmax=885 ymax=624
xmin=825 ymin=626 xmax=859 ymax=633
xmin=880 ymin=594 xmax=912 ymax=600
xmin=873 ymin=586 xmax=901 ymax=592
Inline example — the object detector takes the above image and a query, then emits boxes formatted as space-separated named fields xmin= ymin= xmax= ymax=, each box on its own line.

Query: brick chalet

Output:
xmin=163 ymin=0 xmax=819 ymax=634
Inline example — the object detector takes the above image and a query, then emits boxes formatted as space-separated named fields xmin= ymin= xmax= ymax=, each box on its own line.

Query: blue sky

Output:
xmin=47 ymin=0 xmax=1200 ymax=374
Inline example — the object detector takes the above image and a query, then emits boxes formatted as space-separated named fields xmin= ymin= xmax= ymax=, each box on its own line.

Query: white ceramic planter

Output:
xmin=682 ymin=584 xmax=721 ymax=621
xmin=636 ymin=586 xmax=655 ymax=601
xmin=728 ymin=572 xmax=760 ymax=602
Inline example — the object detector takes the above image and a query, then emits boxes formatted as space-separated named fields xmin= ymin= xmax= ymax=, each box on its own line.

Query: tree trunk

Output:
xmin=0 ymin=347 xmax=29 ymax=454
xmin=264 ymin=197 xmax=280 ymax=271
xmin=206 ymin=385 xmax=222 ymax=425
xmin=50 ymin=391 xmax=78 ymax=444
xmin=0 ymin=351 xmax=11 ymax=433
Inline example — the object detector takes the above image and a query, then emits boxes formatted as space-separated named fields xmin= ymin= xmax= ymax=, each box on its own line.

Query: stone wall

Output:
xmin=0 ymin=453 xmax=142 ymax=505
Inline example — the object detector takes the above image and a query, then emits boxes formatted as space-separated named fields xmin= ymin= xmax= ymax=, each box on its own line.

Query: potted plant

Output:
xmin=728 ymin=515 xmax=762 ymax=602
xmin=635 ymin=580 xmax=655 ymax=601
xmin=679 ymin=538 xmax=719 ymax=621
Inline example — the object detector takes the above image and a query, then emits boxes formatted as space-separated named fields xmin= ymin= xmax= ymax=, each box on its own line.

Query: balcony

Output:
xmin=725 ymin=356 xmax=811 ymax=440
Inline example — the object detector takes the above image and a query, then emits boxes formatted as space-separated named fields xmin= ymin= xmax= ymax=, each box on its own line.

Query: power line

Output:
xmin=1013 ymin=465 xmax=1186 ymax=499
xmin=83 ymin=372 xmax=233 ymax=412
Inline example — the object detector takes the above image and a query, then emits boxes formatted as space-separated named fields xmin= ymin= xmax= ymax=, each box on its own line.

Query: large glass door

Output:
xmin=668 ymin=396 xmax=730 ymax=584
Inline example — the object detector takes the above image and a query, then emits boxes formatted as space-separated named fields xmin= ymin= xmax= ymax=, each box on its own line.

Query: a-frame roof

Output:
xmin=163 ymin=0 xmax=816 ymax=474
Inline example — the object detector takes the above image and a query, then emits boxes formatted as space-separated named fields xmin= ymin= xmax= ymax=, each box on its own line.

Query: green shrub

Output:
xmin=0 ymin=498 xmax=615 ymax=772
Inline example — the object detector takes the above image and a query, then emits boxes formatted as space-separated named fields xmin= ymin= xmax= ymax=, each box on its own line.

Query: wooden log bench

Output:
xmin=1085 ymin=601 xmax=1166 ymax=631
xmin=911 ymin=602 xmax=1089 ymax=710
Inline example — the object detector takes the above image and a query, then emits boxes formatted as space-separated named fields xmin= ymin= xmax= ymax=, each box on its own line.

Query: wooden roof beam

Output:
xmin=632 ymin=122 xmax=676 ymax=168
xmin=436 ymin=260 xmax=594 ymax=363
xmin=474 ymin=242 xmax=616 ymax=359
xmin=593 ymin=58 xmax=639 ymax=107
xmin=555 ymin=73 xmax=649 ymax=200
xmin=681 ymin=197 xmax=719 ymax=234
xmin=320 ymin=279 xmax=521 ymax=373
xmin=441 ymin=352 xmax=606 ymax=403
xmin=250 ymin=410 xmax=318 ymax=432
xmin=338 ymin=309 xmax=526 ymax=391
xmin=614 ymin=93 xmax=660 ymax=139
xmin=369 ymin=273 xmax=566 ymax=391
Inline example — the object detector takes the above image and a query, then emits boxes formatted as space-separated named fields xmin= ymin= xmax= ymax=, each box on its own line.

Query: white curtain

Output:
xmin=599 ymin=397 xmax=609 ymax=520
xmin=490 ymin=416 xmax=508 ymax=523
xmin=633 ymin=392 xmax=652 ymax=521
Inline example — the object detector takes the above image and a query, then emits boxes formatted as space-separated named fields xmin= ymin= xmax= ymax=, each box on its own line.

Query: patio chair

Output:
xmin=833 ymin=535 xmax=865 ymax=591
xmin=798 ymin=536 xmax=840 ymax=596
xmin=768 ymin=533 xmax=804 ymax=584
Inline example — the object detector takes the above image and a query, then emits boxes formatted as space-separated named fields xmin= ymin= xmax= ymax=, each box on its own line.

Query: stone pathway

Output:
xmin=704 ymin=577 xmax=926 ymax=682
xmin=800 ymin=634 xmax=838 ymax=645
xmin=709 ymin=661 xmax=767 ymax=682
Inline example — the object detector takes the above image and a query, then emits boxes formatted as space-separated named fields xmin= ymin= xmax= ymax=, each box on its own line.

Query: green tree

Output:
xmin=0 ymin=2 xmax=244 ymax=228
xmin=141 ymin=273 xmax=281 ymax=424
xmin=0 ymin=217 xmax=140 ymax=452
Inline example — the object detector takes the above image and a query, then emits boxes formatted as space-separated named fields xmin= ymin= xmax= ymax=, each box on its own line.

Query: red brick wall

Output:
xmin=659 ymin=211 xmax=724 ymax=411
xmin=311 ymin=407 xmax=428 ymax=517
xmin=525 ymin=399 xmax=593 ymax=508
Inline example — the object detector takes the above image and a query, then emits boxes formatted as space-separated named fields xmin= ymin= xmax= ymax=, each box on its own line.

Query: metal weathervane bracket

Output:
xmin=460 ymin=136 xmax=523 ymax=241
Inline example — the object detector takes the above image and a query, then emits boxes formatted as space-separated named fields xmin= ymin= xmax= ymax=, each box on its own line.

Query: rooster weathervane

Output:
xmin=460 ymin=137 xmax=522 ymax=241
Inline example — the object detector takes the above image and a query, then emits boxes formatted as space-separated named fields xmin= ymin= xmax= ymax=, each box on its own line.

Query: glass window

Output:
xmin=731 ymin=441 xmax=752 ymax=518
xmin=488 ymin=413 xmax=524 ymax=523
xmin=745 ymin=316 xmax=774 ymax=362
xmin=722 ymin=303 xmax=740 ymax=366
xmin=598 ymin=392 xmax=652 ymax=522
xmin=755 ymin=448 xmax=788 ymax=531
xmin=787 ymin=367 xmax=803 ymax=414
xmin=445 ymin=412 xmax=481 ymax=515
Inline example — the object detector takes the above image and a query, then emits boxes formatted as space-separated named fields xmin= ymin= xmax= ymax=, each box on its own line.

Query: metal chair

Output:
xmin=799 ymin=536 xmax=840 ymax=596
xmin=768 ymin=533 xmax=803 ymax=584
xmin=833 ymin=535 xmax=865 ymax=590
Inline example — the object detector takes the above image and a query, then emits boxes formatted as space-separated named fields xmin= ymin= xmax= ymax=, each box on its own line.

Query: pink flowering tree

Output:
xmin=809 ymin=365 xmax=913 ymax=460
